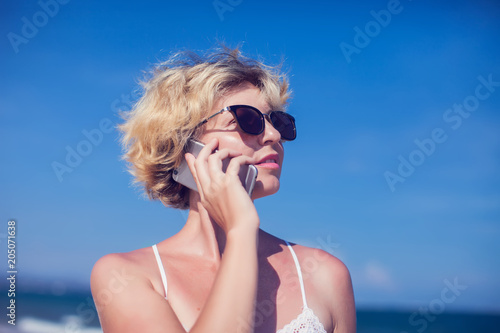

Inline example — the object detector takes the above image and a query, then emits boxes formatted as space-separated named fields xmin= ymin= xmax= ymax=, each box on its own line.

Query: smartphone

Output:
xmin=173 ymin=140 xmax=258 ymax=196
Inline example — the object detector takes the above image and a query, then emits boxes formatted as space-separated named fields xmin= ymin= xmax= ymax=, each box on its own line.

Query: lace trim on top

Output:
xmin=276 ymin=307 xmax=327 ymax=333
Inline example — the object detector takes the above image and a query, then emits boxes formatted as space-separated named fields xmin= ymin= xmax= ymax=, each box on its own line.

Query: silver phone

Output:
xmin=173 ymin=140 xmax=258 ymax=196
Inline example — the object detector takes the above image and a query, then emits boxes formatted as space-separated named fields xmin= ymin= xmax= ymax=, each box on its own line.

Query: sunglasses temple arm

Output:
xmin=196 ymin=119 xmax=208 ymax=128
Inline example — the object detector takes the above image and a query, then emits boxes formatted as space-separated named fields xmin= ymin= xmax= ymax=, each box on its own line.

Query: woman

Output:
xmin=91 ymin=47 xmax=356 ymax=333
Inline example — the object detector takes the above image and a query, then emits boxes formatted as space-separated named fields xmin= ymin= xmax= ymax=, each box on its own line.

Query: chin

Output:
xmin=251 ymin=177 xmax=280 ymax=200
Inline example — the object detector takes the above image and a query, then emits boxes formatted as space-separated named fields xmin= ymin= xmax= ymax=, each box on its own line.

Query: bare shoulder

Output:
xmin=288 ymin=243 xmax=351 ymax=285
xmin=90 ymin=248 xmax=151 ymax=310
xmin=291 ymin=243 xmax=356 ymax=333
xmin=90 ymin=248 xmax=149 ymax=292
xmin=90 ymin=247 xmax=184 ymax=332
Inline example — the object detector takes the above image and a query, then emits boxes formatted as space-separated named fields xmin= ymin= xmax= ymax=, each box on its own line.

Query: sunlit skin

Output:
xmin=90 ymin=81 xmax=356 ymax=333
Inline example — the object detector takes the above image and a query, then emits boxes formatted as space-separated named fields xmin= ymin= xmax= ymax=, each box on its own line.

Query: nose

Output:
xmin=260 ymin=115 xmax=281 ymax=145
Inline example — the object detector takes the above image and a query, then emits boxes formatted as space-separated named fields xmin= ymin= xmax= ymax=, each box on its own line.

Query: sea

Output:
xmin=1 ymin=292 xmax=499 ymax=332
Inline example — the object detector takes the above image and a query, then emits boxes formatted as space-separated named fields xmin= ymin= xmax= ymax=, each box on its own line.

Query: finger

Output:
xmin=193 ymin=138 xmax=218 ymax=190
xmin=225 ymin=155 xmax=256 ymax=177
xmin=196 ymin=138 xmax=218 ymax=161
xmin=210 ymin=148 xmax=244 ymax=161
xmin=185 ymin=152 xmax=196 ymax=178
xmin=185 ymin=153 xmax=204 ymax=198
xmin=207 ymin=148 xmax=246 ymax=180
xmin=207 ymin=148 xmax=242 ymax=172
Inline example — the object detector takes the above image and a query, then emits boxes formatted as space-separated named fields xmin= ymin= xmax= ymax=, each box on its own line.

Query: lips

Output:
xmin=256 ymin=154 xmax=280 ymax=169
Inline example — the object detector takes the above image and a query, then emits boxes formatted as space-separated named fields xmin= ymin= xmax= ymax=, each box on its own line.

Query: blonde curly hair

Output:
xmin=119 ymin=46 xmax=291 ymax=209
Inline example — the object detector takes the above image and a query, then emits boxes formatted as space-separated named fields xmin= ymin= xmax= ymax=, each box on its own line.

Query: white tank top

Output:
xmin=152 ymin=241 xmax=327 ymax=333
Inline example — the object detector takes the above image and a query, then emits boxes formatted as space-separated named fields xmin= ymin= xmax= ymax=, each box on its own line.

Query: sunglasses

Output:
xmin=197 ymin=105 xmax=296 ymax=141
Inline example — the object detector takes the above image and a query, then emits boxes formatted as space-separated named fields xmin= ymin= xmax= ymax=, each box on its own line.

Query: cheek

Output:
xmin=200 ymin=132 xmax=240 ymax=150
xmin=218 ymin=134 xmax=255 ymax=156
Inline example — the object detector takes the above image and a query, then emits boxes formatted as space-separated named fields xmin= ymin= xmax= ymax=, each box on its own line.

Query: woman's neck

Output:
xmin=171 ymin=192 xmax=278 ymax=262
xmin=173 ymin=192 xmax=227 ymax=262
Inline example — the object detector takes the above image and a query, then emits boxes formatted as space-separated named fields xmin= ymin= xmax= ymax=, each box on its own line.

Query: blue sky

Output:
xmin=1 ymin=0 xmax=499 ymax=313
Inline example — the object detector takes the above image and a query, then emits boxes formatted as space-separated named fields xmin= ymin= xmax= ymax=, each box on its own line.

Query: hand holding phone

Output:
xmin=173 ymin=139 xmax=258 ymax=196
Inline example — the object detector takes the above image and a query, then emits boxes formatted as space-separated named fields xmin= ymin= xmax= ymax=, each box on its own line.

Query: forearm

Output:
xmin=190 ymin=226 xmax=259 ymax=333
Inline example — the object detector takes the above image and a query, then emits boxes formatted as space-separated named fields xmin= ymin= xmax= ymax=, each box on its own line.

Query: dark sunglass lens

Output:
xmin=234 ymin=107 xmax=263 ymax=134
xmin=270 ymin=112 xmax=296 ymax=140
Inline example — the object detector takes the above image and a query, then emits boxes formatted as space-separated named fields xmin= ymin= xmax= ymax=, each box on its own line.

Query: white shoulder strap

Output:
xmin=285 ymin=241 xmax=308 ymax=308
xmin=152 ymin=244 xmax=168 ymax=299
